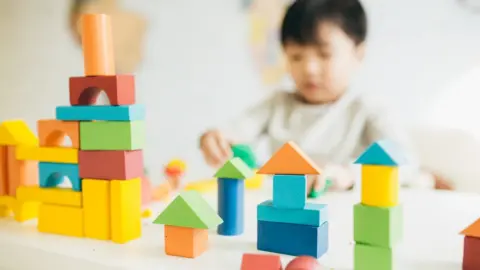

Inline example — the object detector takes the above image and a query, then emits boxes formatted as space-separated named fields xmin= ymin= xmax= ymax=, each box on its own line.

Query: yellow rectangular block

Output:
xmin=111 ymin=178 xmax=141 ymax=244
xmin=38 ymin=204 xmax=84 ymax=237
xmin=16 ymin=145 xmax=78 ymax=164
xmin=83 ymin=179 xmax=110 ymax=240
xmin=361 ymin=165 xmax=399 ymax=207
xmin=17 ymin=186 xmax=82 ymax=207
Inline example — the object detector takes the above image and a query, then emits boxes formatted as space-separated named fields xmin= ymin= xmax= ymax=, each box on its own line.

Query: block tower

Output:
xmin=14 ymin=13 xmax=144 ymax=244
xmin=256 ymin=141 xmax=328 ymax=258
xmin=353 ymin=140 xmax=405 ymax=270
xmin=215 ymin=157 xmax=254 ymax=236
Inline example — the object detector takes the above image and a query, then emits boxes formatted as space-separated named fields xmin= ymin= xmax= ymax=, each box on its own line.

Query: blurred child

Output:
xmin=200 ymin=0 xmax=435 ymax=192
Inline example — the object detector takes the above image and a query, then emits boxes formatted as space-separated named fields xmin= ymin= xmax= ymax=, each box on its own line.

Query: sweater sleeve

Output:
xmin=218 ymin=92 xmax=278 ymax=144
xmin=362 ymin=97 xmax=434 ymax=188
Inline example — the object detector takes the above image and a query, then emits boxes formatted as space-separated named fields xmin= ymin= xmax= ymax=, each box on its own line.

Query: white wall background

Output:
xmin=1 ymin=0 xmax=480 ymax=184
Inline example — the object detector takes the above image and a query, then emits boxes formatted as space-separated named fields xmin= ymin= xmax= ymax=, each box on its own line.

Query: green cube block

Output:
xmin=354 ymin=244 xmax=396 ymax=270
xmin=80 ymin=121 xmax=145 ymax=150
xmin=354 ymin=203 xmax=402 ymax=247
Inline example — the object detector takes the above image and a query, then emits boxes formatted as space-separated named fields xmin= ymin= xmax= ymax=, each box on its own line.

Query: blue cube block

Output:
xmin=39 ymin=162 xmax=81 ymax=191
xmin=257 ymin=200 xmax=328 ymax=227
xmin=257 ymin=220 xmax=328 ymax=258
xmin=273 ymin=174 xmax=306 ymax=209
xmin=217 ymin=178 xmax=244 ymax=236
xmin=56 ymin=104 xmax=145 ymax=121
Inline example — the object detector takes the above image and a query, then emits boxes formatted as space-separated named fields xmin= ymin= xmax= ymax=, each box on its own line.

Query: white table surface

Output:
xmin=0 ymin=184 xmax=476 ymax=270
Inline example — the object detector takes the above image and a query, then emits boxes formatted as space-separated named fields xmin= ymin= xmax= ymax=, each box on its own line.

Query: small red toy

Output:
xmin=285 ymin=256 xmax=323 ymax=270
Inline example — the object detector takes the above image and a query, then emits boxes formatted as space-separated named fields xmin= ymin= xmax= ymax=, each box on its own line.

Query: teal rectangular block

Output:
xmin=354 ymin=244 xmax=396 ymax=270
xmin=56 ymin=104 xmax=145 ymax=121
xmin=354 ymin=203 xmax=403 ymax=247
xmin=257 ymin=200 xmax=327 ymax=227
xmin=273 ymin=174 xmax=306 ymax=209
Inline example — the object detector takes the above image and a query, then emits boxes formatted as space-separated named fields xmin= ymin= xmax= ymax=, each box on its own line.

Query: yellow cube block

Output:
xmin=361 ymin=165 xmax=399 ymax=207
xmin=111 ymin=178 xmax=141 ymax=244
xmin=38 ymin=204 xmax=84 ymax=237
xmin=83 ymin=179 xmax=110 ymax=240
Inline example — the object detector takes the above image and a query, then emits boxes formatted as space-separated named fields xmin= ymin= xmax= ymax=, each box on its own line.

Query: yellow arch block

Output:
xmin=16 ymin=145 xmax=78 ymax=164
xmin=0 ymin=195 xmax=39 ymax=222
xmin=17 ymin=186 xmax=82 ymax=207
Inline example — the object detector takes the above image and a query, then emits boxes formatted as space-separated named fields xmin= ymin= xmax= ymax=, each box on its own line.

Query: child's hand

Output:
xmin=199 ymin=130 xmax=233 ymax=168
xmin=307 ymin=164 xmax=355 ymax=194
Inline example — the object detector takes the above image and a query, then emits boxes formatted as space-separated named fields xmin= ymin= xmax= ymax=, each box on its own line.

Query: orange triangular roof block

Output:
xmin=461 ymin=218 xmax=480 ymax=238
xmin=258 ymin=141 xmax=321 ymax=175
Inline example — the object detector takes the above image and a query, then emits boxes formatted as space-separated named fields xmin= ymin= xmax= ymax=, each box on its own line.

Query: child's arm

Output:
xmin=200 ymin=92 xmax=278 ymax=167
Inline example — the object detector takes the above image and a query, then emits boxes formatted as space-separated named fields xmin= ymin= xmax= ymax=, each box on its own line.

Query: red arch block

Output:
xmin=69 ymin=75 xmax=135 ymax=106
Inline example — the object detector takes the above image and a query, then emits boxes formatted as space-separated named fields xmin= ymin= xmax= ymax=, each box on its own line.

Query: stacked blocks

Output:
xmin=256 ymin=141 xmax=328 ymax=258
xmin=153 ymin=191 xmax=223 ymax=258
xmin=461 ymin=218 xmax=480 ymax=269
xmin=353 ymin=140 xmax=405 ymax=270
xmin=215 ymin=157 xmax=254 ymax=236
xmin=15 ymin=14 xmax=144 ymax=243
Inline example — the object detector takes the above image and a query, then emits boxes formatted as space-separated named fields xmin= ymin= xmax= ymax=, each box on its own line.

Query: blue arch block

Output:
xmin=39 ymin=162 xmax=81 ymax=191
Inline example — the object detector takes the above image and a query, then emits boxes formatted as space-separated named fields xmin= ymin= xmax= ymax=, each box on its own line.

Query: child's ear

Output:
xmin=355 ymin=42 xmax=366 ymax=60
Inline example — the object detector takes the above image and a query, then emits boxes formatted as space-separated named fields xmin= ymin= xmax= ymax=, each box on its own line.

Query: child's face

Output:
xmin=284 ymin=22 xmax=364 ymax=104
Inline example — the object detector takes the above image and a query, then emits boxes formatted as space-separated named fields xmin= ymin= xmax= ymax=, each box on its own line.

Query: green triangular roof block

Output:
xmin=153 ymin=191 xmax=223 ymax=229
xmin=354 ymin=140 xmax=407 ymax=166
xmin=232 ymin=144 xmax=257 ymax=169
xmin=214 ymin=157 xmax=254 ymax=179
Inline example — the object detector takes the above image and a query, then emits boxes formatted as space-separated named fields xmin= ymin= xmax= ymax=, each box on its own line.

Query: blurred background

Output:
xmin=2 ymin=0 xmax=480 ymax=191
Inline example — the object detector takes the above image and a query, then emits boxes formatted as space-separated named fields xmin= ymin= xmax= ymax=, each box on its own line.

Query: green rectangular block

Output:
xmin=354 ymin=244 xmax=396 ymax=270
xmin=354 ymin=203 xmax=402 ymax=247
xmin=80 ymin=121 xmax=145 ymax=150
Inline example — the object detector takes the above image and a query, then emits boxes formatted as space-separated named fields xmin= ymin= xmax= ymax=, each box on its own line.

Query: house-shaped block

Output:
xmin=153 ymin=190 xmax=223 ymax=258
xmin=461 ymin=218 xmax=480 ymax=270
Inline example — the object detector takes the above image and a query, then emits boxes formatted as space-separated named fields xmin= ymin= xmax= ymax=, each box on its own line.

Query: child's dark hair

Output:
xmin=281 ymin=0 xmax=367 ymax=46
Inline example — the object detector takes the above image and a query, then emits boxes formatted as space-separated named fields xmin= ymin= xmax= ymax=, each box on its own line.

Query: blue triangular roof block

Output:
xmin=354 ymin=140 xmax=407 ymax=166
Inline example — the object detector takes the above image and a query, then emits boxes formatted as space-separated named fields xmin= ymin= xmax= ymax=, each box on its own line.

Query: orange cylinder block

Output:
xmin=81 ymin=14 xmax=115 ymax=76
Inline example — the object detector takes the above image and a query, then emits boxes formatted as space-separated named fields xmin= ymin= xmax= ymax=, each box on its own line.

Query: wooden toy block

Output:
xmin=164 ymin=225 xmax=208 ymax=258
xmin=141 ymin=209 xmax=152 ymax=218
xmin=37 ymin=119 xmax=79 ymax=148
xmin=273 ymin=174 xmax=307 ymax=209
xmin=214 ymin=158 xmax=254 ymax=179
xmin=17 ymin=186 xmax=82 ymax=207
xmin=0 ymin=146 xmax=7 ymax=196
xmin=0 ymin=205 xmax=9 ymax=217
xmin=361 ymin=165 xmax=399 ymax=207
xmin=0 ymin=120 xmax=38 ymax=146
xmin=39 ymin=162 xmax=80 ymax=191
xmin=0 ymin=195 xmax=15 ymax=218
xmin=463 ymin=236 xmax=480 ymax=270
xmin=16 ymin=145 xmax=78 ymax=164
xmin=354 ymin=203 xmax=403 ymax=247
xmin=12 ymin=200 xmax=40 ymax=222
xmin=231 ymin=144 xmax=257 ymax=169
xmin=56 ymin=105 xmax=145 ymax=121
xmin=461 ymin=218 xmax=480 ymax=237
xmin=80 ymin=121 xmax=144 ymax=150
xmin=38 ymin=204 xmax=84 ymax=237
xmin=257 ymin=220 xmax=329 ymax=258
xmin=258 ymin=141 xmax=321 ymax=175
xmin=111 ymin=178 xmax=141 ymax=243
xmin=7 ymin=146 xmax=37 ymax=196
xmin=354 ymin=244 xmax=396 ymax=270
xmin=241 ymin=253 xmax=283 ymax=270
xmin=354 ymin=140 xmax=406 ymax=166
xmin=79 ymin=150 xmax=143 ymax=179
xmin=184 ymin=178 xmax=217 ymax=192
xmin=153 ymin=190 xmax=223 ymax=229
xmin=245 ymin=171 xmax=263 ymax=189
xmin=285 ymin=256 xmax=321 ymax=270
xmin=69 ymin=75 xmax=134 ymax=106
xmin=257 ymin=200 xmax=327 ymax=227
xmin=217 ymin=177 xmax=245 ymax=236
xmin=83 ymin=179 xmax=110 ymax=240
xmin=81 ymin=14 xmax=115 ymax=76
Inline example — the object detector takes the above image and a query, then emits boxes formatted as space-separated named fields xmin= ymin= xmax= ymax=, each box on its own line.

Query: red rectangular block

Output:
xmin=79 ymin=150 xmax=143 ymax=180
xmin=464 ymin=236 xmax=480 ymax=270
xmin=241 ymin=253 xmax=283 ymax=270
xmin=69 ymin=75 xmax=135 ymax=106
